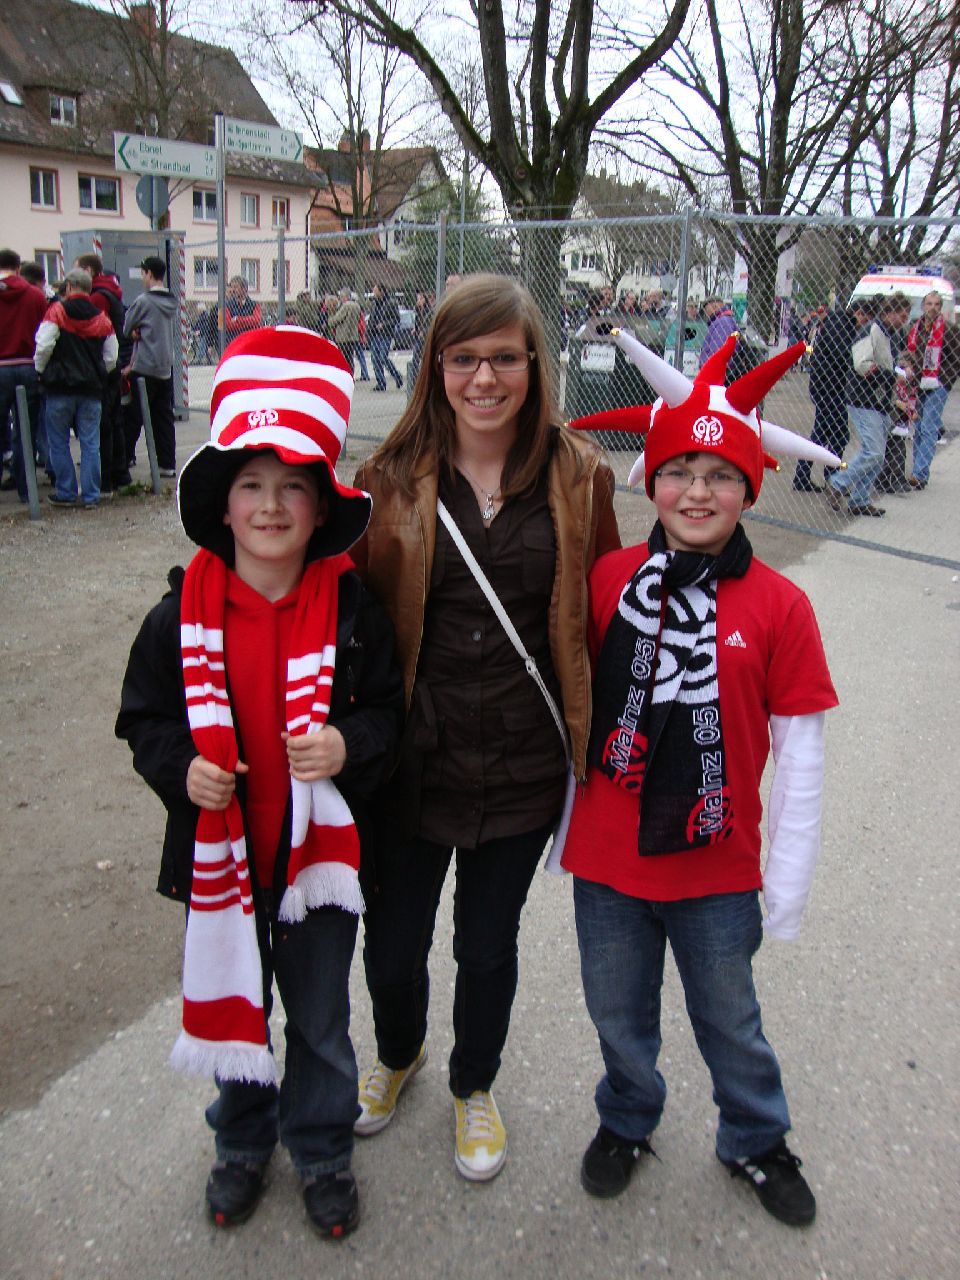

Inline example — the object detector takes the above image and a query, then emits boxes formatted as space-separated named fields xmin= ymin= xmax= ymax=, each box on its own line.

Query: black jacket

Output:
xmin=368 ymin=294 xmax=399 ymax=339
xmin=809 ymin=308 xmax=857 ymax=404
xmin=115 ymin=566 xmax=404 ymax=904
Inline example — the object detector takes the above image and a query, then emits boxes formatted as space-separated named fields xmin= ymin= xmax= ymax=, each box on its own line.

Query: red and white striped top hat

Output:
xmin=178 ymin=326 xmax=372 ymax=561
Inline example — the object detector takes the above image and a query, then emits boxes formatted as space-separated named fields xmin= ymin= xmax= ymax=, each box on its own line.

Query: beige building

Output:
xmin=0 ymin=0 xmax=316 ymax=305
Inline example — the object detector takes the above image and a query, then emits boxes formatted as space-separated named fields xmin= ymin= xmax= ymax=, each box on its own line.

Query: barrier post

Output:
xmin=14 ymin=385 xmax=40 ymax=520
xmin=136 ymin=377 xmax=162 ymax=495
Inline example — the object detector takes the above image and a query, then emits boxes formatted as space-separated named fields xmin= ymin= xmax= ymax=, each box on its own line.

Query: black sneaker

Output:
xmin=47 ymin=493 xmax=78 ymax=508
xmin=791 ymin=480 xmax=822 ymax=493
xmin=580 ymin=1125 xmax=654 ymax=1198
xmin=721 ymin=1139 xmax=816 ymax=1226
xmin=303 ymin=1170 xmax=359 ymax=1239
xmin=205 ymin=1160 xmax=266 ymax=1227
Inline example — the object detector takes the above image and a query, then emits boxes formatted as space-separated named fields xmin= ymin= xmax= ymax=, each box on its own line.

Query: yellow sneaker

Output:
xmin=354 ymin=1045 xmax=427 ymax=1136
xmin=454 ymin=1090 xmax=507 ymax=1181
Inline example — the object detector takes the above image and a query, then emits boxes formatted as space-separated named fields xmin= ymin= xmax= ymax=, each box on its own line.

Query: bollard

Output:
xmin=136 ymin=376 xmax=163 ymax=495
xmin=14 ymin=384 xmax=40 ymax=521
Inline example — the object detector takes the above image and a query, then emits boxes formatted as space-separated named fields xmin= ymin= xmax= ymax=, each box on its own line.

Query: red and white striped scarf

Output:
xmin=170 ymin=548 xmax=363 ymax=1083
xmin=908 ymin=315 xmax=945 ymax=389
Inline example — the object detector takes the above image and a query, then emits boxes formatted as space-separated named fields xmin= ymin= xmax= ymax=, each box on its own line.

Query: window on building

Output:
xmin=392 ymin=217 xmax=408 ymax=247
xmin=49 ymin=94 xmax=77 ymax=126
xmin=78 ymin=174 xmax=120 ymax=213
xmin=240 ymin=258 xmax=260 ymax=291
xmin=30 ymin=167 xmax=58 ymax=210
xmin=240 ymin=193 xmax=259 ymax=227
xmin=193 ymin=188 xmax=218 ymax=222
xmin=194 ymin=256 xmax=218 ymax=290
xmin=569 ymin=252 xmax=580 ymax=271
xmin=34 ymin=250 xmax=62 ymax=283
xmin=271 ymin=197 xmax=290 ymax=230
xmin=272 ymin=259 xmax=291 ymax=292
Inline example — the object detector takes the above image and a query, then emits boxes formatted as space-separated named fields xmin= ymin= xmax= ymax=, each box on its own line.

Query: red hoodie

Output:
xmin=0 ymin=273 xmax=48 ymax=362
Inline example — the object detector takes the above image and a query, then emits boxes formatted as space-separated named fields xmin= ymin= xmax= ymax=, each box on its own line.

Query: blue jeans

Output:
xmin=573 ymin=880 xmax=790 ymax=1163
xmin=370 ymin=335 xmax=402 ymax=389
xmin=363 ymin=823 xmax=552 ymax=1096
xmin=830 ymin=405 xmax=888 ymax=505
xmin=205 ymin=904 xmax=359 ymax=1177
xmin=912 ymin=385 xmax=948 ymax=483
xmin=45 ymin=393 xmax=101 ymax=504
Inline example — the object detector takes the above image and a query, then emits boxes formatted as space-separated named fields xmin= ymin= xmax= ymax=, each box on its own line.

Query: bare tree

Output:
xmin=843 ymin=2 xmax=960 ymax=264
xmin=289 ymin=0 xmax=693 ymax=342
xmin=239 ymin=0 xmax=433 ymax=295
xmin=628 ymin=0 xmax=933 ymax=338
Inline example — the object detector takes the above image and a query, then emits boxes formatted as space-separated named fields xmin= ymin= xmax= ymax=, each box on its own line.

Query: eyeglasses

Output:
xmin=439 ymin=350 xmax=535 ymax=375
xmin=655 ymin=467 xmax=746 ymax=494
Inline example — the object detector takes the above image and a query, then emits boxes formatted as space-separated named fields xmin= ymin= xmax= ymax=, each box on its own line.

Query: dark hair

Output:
xmin=0 ymin=248 xmax=21 ymax=271
xmin=75 ymin=253 xmax=103 ymax=275
xmin=140 ymin=255 xmax=166 ymax=281
xmin=366 ymin=273 xmax=573 ymax=499
xmin=19 ymin=262 xmax=45 ymax=285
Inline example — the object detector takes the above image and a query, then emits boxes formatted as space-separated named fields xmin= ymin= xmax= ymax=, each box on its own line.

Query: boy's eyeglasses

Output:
xmin=655 ymin=467 xmax=746 ymax=494
xmin=438 ymin=350 xmax=535 ymax=375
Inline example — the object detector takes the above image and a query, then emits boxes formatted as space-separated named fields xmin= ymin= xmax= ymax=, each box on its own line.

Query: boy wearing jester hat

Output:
xmin=116 ymin=328 xmax=403 ymax=1238
xmin=557 ymin=332 xmax=839 ymax=1227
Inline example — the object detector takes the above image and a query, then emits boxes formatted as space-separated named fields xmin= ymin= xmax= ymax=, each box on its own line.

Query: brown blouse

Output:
xmin=398 ymin=465 xmax=568 ymax=848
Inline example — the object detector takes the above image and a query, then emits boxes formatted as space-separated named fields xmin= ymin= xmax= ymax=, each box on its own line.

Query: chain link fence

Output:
xmin=184 ymin=212 xmax=959 ymax=559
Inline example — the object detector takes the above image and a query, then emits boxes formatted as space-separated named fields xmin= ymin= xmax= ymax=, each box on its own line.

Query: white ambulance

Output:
xmin=849 ymin=265 xmax=955 ymax=322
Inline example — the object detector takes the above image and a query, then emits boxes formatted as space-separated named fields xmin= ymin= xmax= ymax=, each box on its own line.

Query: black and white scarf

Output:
xmin=589 ymin=521 xmax=752 ymax=856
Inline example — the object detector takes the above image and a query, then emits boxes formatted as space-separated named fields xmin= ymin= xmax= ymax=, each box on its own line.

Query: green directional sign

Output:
xmin=224 ymin=117 xmax=303 ymax=164
xmin=114 ymin=132 xmax=217 ymax=181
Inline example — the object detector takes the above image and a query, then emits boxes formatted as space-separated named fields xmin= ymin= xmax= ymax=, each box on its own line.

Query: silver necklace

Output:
xmin=456 ymin=463 xmax=502 ymax=522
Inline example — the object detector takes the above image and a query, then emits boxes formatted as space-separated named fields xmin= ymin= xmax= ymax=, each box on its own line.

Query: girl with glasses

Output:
xmin=349 ymin=273 xmax=621 ymax=1181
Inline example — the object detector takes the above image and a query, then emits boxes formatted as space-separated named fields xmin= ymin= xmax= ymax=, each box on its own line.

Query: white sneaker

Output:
xmin=454 ymin=1090 xmax=507 ymax=1181
xmin=354 ymin=1045 xmax=427 ymax=1136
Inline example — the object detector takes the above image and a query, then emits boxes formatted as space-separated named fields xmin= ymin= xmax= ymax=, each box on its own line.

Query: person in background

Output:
xmin=34 ymin=267 xmax=118 ymax=509
xmin=328 ymin=288 xmax=366 ymax=381
xmin=367 ymin=284 xmax=404 ymax=391
xmin=123 ymin=256 xmax=178 ymax=478
xmin=224 ymin=276 xmax=262 ymax=339
xmin=75 ymin=252 xmax=133 ymax=493
xmin=0 ymin=248 xmax=48 ymax=500
xmin=907 ymin=291 xmax=960 ymax=490
xmin=700 ymin=298 xmax=738 ymax=366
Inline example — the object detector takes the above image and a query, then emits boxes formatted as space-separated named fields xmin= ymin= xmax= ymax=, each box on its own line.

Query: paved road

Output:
xmin=1 ymin=389 xmax=957 ymax=1280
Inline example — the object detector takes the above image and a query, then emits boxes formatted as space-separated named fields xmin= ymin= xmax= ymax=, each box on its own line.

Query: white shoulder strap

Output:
xmin=436 ymin=499 xmax=570 ymax=762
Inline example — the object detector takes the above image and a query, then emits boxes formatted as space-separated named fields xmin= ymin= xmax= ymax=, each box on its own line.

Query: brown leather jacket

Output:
xmin=352 ymin=428 xmax=621 ymax=780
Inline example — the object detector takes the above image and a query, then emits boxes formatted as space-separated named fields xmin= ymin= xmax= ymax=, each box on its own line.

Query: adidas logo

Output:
xmin=724 ymin=630 xmax=747 ymax=648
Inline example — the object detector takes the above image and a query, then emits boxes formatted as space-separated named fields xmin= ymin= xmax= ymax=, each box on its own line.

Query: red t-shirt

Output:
xmin=560 ymin=544 xmax=838 ymax=900
xmin=224 ymin=571 xmax=299 ymax=891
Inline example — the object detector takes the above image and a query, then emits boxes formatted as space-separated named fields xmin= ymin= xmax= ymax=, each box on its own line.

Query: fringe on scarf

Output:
xmin=279 ymin=861 xmax=366 ymax=922
xmin=169 ymin=1031 xmax=278 ymax=1085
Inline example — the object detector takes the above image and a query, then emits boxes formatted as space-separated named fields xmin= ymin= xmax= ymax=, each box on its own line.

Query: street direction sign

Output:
xmin=114 ymin=132 xmax=217 ymax=181
xmin=223 ymin=117 xmax=303 ymax=164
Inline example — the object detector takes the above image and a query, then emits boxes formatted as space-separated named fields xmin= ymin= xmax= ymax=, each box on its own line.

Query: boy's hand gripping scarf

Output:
xmin=171 ymin=548 xmax=362 ymax=1082
xmin=588 ymin=521 xmax=752 ymax=856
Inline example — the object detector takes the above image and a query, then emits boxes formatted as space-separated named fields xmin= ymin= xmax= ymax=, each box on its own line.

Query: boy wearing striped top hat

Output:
xmin=116 ymin=328 xmax=403 ymax=1238
xmin=557 ymin=332 xmax=840 ymax=1227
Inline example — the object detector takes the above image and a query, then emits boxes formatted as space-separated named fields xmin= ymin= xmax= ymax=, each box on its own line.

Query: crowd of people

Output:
xmin=101 ymin=269 xmax=867 ymax=1244
xmin=792 ymin=288 xmax=959 ymax=516
xmin=0 ymin=247 xmax=178 ymax=507
xmin=191 ymin=278 xmax=426 ymax=393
